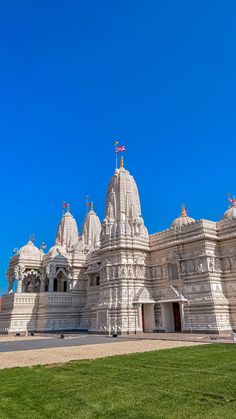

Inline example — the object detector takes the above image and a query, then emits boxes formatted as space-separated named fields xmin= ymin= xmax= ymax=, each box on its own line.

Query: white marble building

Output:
xmin=1 ymin=157 xmax=235 ymax=335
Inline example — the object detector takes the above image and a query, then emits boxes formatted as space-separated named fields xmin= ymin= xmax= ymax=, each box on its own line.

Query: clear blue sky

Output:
xmin=0 ymin=1 xmax=235 ymax=295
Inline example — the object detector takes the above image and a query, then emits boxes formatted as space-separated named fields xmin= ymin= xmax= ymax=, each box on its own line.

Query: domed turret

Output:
xmin=82 ymin=202 xmax=101 ymax=251
xmin=18 ymin=240 xmax=41 ymax=257
xmin=171 ymin=204 xmax=195 ymax=229
xmin=222 ymin=196 xmax=236 ymax=221
xmin=49 ymin=243 xmax=67 ymax=256
xmin=55 ymin=207 xmax=79 ymax=251
xmin=101 ymin=157 xmax=148 ymax=240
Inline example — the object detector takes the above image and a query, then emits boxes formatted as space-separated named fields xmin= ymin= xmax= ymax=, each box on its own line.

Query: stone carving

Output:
xmin=224 ymin=257 xmax=231 ymax=271
xmin=230 ymin=255 xmax=236 ymax=269
xmin=14 ymin=266 xmax=25 ymax=280
xmin=197 ymin=258 xmax=204 ymax=272
xmin=215 ymin=258 xmax=221 ymax=271
xmin=46 ymin=263 xmax=57 ymax=280
xmin=128 ymin=265 xmax=134 ymax=278
xmin=208 ymin=257 xmax=215 ymax=272
xmin=180 ymin=261 xmax=186 ymax=274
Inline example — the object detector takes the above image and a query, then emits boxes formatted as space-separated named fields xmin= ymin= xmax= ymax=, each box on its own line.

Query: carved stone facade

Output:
xmin=0 ymin=161 xmax=236 ymax=335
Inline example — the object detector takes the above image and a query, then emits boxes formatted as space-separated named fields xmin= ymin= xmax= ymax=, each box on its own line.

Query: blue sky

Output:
xmin=0 ymin=1 xmax=236 ymax=294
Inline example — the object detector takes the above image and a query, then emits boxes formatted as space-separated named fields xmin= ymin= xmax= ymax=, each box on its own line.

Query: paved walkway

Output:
xmin=0 ymin=332 xmax=217 ymax=354
xmin=0 ymin=332 xmax=233 ymax=370
xmin=0 ymin=338 xmax=202 ymax=369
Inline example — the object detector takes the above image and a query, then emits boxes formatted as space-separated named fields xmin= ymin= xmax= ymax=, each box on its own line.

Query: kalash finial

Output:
xmin=120 ymin=156 xmax=124 ymax=168
xmin=180 ymin=203 xmax=187 ymax=216
xmin=227 ymin=193 xmax=236 ymax=206
xmin=89 ymin=201 xmax=94 ymax=211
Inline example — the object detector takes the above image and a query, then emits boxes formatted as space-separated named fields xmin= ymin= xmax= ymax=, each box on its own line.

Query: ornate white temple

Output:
xmin=1 ymin=157 xmax=236 ymax=335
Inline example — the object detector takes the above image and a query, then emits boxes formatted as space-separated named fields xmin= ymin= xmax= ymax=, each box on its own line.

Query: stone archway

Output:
xmin=55 ymin=270 xmax=68 ymax=292
xmin=133 ymin=287 xmax=156 ymax=333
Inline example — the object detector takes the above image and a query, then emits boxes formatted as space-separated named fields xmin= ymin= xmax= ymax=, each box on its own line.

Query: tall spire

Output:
xmin=101 ymin=162 xmax=148 ymax=240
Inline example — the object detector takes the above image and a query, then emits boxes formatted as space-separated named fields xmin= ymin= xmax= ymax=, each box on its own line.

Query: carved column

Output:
xmin=46 ymin=263 xmax=56 ymax=292
xmin=6 ymin=271 xmax=14 ymax=292
xmin=17 ymin=279 xmax=23 ymax=293
xmin=40 ymin=278 xmax=45 ymax=292
xmin=48 ymin=278 xmax=54 ymax=292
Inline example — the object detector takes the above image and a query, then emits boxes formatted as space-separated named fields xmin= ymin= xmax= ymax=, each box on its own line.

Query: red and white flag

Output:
xmin=62 ymin=201 xmax=69 ymax=209
xmin=116 ymin=145 xmax=126 ymax=153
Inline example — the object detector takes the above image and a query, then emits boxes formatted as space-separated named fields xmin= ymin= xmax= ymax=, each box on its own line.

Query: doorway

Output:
xmin=53 ymin=277 xmax=58 ymax=292
xmin=173 ymin=302 xmax=181 ymax=332
xmin=161 ymin=302 xmax=182 ymax=332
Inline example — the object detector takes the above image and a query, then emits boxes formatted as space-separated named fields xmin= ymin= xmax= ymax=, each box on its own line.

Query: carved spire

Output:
xmin=55 ymin=208 xmax=79 ymax=250
xmin=82 ymin=203 xmax=101 ymax=250
xmin=101 ymin=163 xmax=148 ymax=240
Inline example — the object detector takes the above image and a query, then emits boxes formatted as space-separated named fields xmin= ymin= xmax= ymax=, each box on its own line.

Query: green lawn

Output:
xmin=0 ymin=344 xmax=236 ymax=418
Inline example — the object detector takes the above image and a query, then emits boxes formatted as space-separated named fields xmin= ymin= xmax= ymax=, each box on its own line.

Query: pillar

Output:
xmin=17 ymin=279 xmax=23 ymax=293
xmin=49 ymin=277 xmax=54 ymax=292
xmin=40 ymin=279 xmax=45 ymax=292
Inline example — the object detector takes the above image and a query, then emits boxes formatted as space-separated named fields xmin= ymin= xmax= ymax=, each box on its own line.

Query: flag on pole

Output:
xmin=227 ymin=193 xmax=234 ymax=204
xmin=116 ymin=145 xmax=126 ymax=153
xmin=62 ymin=201 xmax=69 ymax=209
xmin=84 ymin=195 xmax=90 ymax=208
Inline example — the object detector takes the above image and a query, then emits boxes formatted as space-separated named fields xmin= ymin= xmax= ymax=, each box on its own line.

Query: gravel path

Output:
xmin=0 ymin=340 xmax=203 ymax=369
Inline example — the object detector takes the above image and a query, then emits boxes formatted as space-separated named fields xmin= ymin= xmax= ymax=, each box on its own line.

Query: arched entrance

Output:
xmin=53 ymin=271 xmax=68 ymax=292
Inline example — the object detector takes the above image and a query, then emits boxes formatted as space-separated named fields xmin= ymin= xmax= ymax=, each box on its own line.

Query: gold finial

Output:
xmin=89 ymin=201 xmax=94 ymax=211
xmin=120 ymin=156 xmax=124 ymax=168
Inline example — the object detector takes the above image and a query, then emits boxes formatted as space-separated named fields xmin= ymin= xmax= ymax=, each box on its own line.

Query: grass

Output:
xmin=0 ymin=344 xmax=236 ymax=418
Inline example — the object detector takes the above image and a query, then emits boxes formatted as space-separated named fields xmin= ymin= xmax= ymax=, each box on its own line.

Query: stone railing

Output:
xmin=47 ymin=293 xmax=72 ymax=305
xmin=14 ymin=294 xmax=37 ymax=305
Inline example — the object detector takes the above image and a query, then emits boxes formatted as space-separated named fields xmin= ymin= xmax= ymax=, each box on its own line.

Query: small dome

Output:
xmin=18 ymin=240 xmax=41 ymax=257
xmin=171 ymin=205 xmax=195 ymax=229
xmin=222 ymin=199 xmax=236 ymax=221
xmin=49 ymin=244 xmax=67 ymax=256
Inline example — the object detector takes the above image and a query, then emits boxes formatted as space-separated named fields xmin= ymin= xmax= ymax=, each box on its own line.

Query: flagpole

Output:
xmin=114 ymin=140 xmax=118 ymax=169
xmin=85 ymin=196 xmax=89 ymax=213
